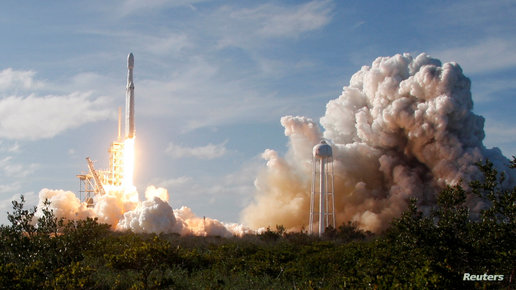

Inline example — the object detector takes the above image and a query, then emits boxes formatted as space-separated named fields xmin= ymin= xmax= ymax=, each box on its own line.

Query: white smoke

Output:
xmin=117 ymin=196 xmax=180 ymax=234
xmin=37 ymin=185 xmax=252 ymax=236
xmin=36 ymin=189 xmax=93 ymax=220
xmin=242 ymin=53 xmax=515 ymax=233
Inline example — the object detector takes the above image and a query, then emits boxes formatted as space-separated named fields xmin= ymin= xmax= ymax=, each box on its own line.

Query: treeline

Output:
xmin=0 ymin=159 xmax=514 ymax=289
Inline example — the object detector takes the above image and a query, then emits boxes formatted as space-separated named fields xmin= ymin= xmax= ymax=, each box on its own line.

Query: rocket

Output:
xmin=125 ymin=53 xmax=135 ymax=139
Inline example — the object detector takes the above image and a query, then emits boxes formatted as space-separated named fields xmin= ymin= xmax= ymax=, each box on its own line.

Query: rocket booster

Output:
xmin=125 ymin=53 xmax=135 ymax=139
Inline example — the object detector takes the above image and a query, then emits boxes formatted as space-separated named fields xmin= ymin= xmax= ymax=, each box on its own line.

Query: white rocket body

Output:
xmin=125 ymin=53 xmax=135 ymax=139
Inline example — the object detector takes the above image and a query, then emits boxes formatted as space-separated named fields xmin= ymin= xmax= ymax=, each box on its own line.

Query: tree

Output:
xmin=385 ymin=158 xmax=516 ymax=288
xmin=36 ymin=199 xmax=64 ymax=236
xmin=469 ymin=159 xmax=516 ymax=281
xmin=6 ymin=195 xmax=36 ymax=238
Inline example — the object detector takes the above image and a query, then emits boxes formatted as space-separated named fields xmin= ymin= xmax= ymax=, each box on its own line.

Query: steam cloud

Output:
xmin=37 ymin=186 xmax=251 ymax=237
xmin=242 ymin=53 xmax=515 ymax=233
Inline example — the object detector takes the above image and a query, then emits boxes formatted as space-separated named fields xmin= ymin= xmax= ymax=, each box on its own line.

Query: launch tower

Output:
xmin=77 ymin=53 xmax=136 ymax=206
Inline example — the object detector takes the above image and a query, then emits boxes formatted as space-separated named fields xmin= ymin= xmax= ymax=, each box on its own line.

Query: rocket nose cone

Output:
xmin=128 ymin=53 xmax=134 ymax=68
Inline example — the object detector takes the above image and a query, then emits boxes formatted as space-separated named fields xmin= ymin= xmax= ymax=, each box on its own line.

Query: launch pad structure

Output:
xmin=76 ymin=53 xmax=135 ymax=207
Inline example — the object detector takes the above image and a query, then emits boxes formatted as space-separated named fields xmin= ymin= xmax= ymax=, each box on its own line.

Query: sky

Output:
xmin=0 ymin=0 xmax=515 ymax=225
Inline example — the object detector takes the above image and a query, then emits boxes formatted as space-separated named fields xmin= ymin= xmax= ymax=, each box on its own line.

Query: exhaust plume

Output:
xmin=242 ymin=53 xmax=515 ymax=233
xmin=36 ymin=185 xmax=252 ymax=237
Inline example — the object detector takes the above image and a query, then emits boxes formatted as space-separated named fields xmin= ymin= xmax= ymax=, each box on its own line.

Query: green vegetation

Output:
xmin=0 ymin=159 xmax=514 ymax=289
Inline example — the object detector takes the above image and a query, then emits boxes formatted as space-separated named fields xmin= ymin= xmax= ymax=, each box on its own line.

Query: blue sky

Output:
xmin=0 ymin=0 xmax=515 ymax=224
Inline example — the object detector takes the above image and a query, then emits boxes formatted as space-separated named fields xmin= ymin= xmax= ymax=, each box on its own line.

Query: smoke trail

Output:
xmin=242 ymin=53 xmax=515 ymax=233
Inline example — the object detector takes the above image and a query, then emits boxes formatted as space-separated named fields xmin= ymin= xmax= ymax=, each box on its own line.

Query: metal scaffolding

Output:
xmin=76 ymin=173 xmax=96 ymax=208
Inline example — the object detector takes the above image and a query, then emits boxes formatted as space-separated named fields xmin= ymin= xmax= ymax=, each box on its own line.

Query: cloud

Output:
xmin=0 ymin=156 xmax=38 ymax=178
xmin=82 ymin=30 xmax=191 ymax=58
xmin=154 ymin=176 xmax=193 ymax=190
xmin=0 ymin=67 xmax=115 ymax=140
xmin=433 ymin=38 xmax=516 ymax=74
xmin=0 ymin=182 xmax=21 ymax=194
xmin=484 ymin=119 xmax=516 ymax=157
xmin=0 ymin=141 xmax=20 ymax=153
xmin=0 ymin=68 xmax=44 ymax=92
xmin=143 ymin=33 xmax=191 ymax=56
xmin=117 ymin=0 xmax=210 ymax=17
xmin=470 ymin=78 xmax=516 ymax=103
xmin=239 ymin=0 xmax=333 ymax=38
xmin=351 ymin=21 xmax=366 ymax=30
xmin=0 ymin=93 xmax=112 ymax=140
xmin=165 ymin=141 xmax=227 ymax=160
xmin=435 ymin=0 xmax=516 ymax=29
xmin=214 ymin=0 xmax=333 ymax=49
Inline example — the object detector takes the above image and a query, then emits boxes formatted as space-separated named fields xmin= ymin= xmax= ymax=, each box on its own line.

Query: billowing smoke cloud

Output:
xmin=37 ymin=186 xmax=252 ymax=237
xmin=117 ymin=196 xmax=180 ymax=234
xmin=242 ymin=53 xmax=515 ymax=233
